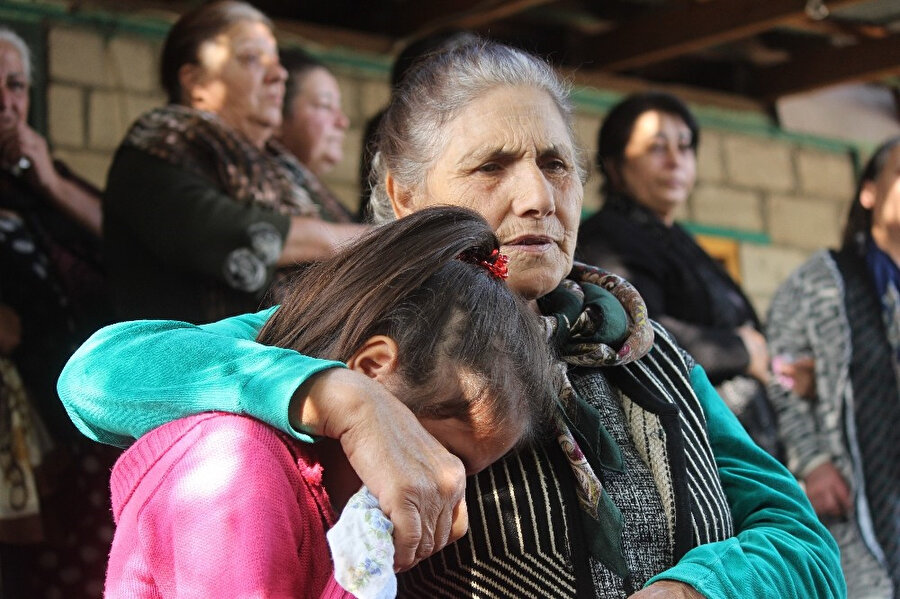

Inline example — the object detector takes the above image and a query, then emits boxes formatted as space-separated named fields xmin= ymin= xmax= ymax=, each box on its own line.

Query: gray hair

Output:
xmin=368 ymin=39 xmax=584 ymax=224
xmin=0 ymin=27 xmax=32 ymax=83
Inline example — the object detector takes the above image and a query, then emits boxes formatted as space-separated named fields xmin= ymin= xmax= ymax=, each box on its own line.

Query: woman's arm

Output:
xmin=56 ymin=308 xmax=468 ymax=570
xmin=647 ymin=365 xmax=844 ymax=598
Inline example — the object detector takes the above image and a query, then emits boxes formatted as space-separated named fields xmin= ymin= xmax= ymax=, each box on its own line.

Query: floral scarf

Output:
xmin=539 ymin=262 xmax=654 ymax=577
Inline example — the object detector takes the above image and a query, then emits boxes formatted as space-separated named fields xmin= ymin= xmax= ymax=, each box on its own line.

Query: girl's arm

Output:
xmin=646 ymin=365 xmax=844 ymax=599
xmin=57 ymin=309 xmax=467 ymax=571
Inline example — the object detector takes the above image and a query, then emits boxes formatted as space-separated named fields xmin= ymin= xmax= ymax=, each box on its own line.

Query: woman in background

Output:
xmin=0 ymin=25 xmax=113 ymax=599
xmin=103 ymin=1 xmax=366 ymax=323
xmin=767 ymin=137 xmax=900 ymax=598
xmin=577 ymin=91 xmax=784 ymax=461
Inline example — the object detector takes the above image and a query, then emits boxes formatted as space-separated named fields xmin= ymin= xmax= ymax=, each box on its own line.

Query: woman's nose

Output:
xmin=335 ymin=108 xmax=349 ymax=130
xmin=266 ymin=60 xmax=288 ymax=84
xmin=513 ymin=163 xmax=555 ymax=217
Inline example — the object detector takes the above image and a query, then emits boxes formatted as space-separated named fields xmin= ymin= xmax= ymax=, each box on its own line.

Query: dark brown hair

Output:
xmin=841 ymin=136 xmax=900 ymax=252
xmin=257 ymin=206 xmax=556 ymax=438
xmin=160 ymin=0 xmax=272 ymax=105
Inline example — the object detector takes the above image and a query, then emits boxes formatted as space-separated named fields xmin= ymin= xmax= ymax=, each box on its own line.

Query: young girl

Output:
xmin=103 ymin=206 xmax=556 ymax=598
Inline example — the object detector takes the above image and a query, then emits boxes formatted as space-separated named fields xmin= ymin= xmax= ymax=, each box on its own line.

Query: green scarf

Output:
xmin=538 ymin=263 xmax=654 ymax=579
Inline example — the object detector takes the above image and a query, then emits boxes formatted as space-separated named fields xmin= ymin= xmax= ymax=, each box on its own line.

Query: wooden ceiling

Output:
xmin=248 ymin=0 xmax=900 ymax=104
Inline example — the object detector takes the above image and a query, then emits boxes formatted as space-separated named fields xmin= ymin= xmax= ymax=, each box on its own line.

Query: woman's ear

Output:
xmin=346 ymin=335 xmax=400 ymax=382
xmin=386 ymin=173 xmax=416 ymax=218
xmin=859 ymin=181 xmax=878 ymax=210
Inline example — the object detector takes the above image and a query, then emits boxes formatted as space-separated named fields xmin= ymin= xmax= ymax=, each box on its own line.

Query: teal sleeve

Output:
xmin=56 ymin=307 xmax=345 ymax=447
xmin=646 ymin=365 xmax=845 ymax=598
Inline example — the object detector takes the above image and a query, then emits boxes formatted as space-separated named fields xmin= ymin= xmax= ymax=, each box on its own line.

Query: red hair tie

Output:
xmin=458 ymin=248 xmax=509 ymax=280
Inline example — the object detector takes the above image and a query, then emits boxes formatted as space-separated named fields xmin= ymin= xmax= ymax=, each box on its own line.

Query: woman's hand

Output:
xmin=291 ymin=368 xmax=468 ymax=571
xmin=629 ymin=580 xmax=706 ymax=598
xmin=737 ymin=325 xmax=770 ymax=385
xmin=804 ymin=461 xmax=851 ymax=519
xmin=772 ymin=355 xmax=817 ymax=400
xmin=0 ymin=121 xmax=60 ymax=194
xmin=0 ymin=122 xmax=102 ymax=235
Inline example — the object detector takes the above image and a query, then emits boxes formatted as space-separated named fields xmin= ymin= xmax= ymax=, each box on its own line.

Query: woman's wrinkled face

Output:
xmin=0 ymin=42 xmax=28 ymax=132
xmin=616 ymin=110 xmax=696 ymax=224
xmin=281 ymin=67 xmax=349 ymax=176
xmin=862 ymin=145 xmax=900 ymax=245
xmin=192 ymin=20 xmax=286 ymax=143
xmin=400 ymin=85 xmax=582 ymax=301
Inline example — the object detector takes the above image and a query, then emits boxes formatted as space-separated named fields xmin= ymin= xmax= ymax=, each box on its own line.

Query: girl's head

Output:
xmin=258 ymin=206 xmax=557 ymax=474
xmin=842 ymin=136 xmax=900 ymax=252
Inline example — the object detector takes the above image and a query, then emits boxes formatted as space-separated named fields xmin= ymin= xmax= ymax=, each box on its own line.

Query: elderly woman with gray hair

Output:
xmin=60 ymin=40 xmax=843 ymax=598
xmin=0 ymin=25 xmax=115 ymax=599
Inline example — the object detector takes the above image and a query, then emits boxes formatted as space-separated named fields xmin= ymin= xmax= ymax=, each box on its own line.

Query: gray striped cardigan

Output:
xmin=766 ymin=249 xmax=893 ymax=598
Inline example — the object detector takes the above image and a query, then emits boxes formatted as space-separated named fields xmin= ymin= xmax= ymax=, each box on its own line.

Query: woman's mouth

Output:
xmin=502 ymin=235 xmax=555 ymax=253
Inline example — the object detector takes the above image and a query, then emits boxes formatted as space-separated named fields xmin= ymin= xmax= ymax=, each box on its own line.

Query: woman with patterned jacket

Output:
xmin=766 ymin=136 xmax=900 ymax=598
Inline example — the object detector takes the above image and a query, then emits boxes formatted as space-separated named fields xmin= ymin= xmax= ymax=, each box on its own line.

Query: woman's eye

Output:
xmin=7 ymin=79 xmax=26 ymax=92
xmin=544 ymin=159 xmax=568 ymax=172
xmin=478 ymin=163 xmax=502 ymax=173
xmin=236 ymin=52 xmax=262 ymax=66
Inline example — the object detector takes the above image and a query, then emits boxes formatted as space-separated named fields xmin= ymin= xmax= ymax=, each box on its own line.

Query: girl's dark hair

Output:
xmin=160 ymin=0 xmax=272 ymax=105
xmin=258 ymin=206 xmax=556 ymax=438
xmin=280 ymin=47 xmax=327 ymax=120
xmin=841 ymin=136 xmax=900 ymax=252
xmin=597 ymin=91 xmax=700 ymax=194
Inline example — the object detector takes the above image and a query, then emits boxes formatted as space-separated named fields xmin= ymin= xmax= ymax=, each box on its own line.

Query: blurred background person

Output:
xmin=766 ymin=136 xmax=900 ymax=598
xmin=103 ymin=0 xmax=367 ymax=324
xmin=276 ymin=46 xmax=356 ymax=224
xmin=0 ymin=25 xmax=115 ymax=599
xmin=577 ymin=91 xmax=784 ymax=462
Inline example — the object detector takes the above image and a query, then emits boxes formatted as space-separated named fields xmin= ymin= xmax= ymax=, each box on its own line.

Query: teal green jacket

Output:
xmin=57 ymin=309 xmax=844 ymax=599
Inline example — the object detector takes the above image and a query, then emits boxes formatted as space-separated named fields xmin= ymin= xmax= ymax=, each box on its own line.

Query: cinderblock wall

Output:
xmin=25 ymin=17 xmax=860 ymax=317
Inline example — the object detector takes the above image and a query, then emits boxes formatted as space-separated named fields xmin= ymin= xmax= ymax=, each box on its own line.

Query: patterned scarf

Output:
xmin=539 ymin=262 xmax=654 ymax=577
xmin=122 ymin=105 xmax=353 ymax=223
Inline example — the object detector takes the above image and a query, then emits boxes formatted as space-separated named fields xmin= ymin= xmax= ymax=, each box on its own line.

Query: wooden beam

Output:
xmin=586 ymin=0 xmax=870 ymax=71
xmin=753 ymin=33 xmax=900 ymax=99
xmin=392 ymin=0 xmax=556 ymax=36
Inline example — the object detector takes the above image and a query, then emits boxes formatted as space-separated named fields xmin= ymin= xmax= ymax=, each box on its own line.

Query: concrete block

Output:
xmin=359 ymin=78 xmax=391 ymax=122
xmin=53 ymin=148 xmax=113 ymax=190
xmin=689 ymin=184 xmax=764 ymax=231
xmin=88 ymin=91 xmax=129 ymax=151
xmin=723 ymin=135 xmax=795 ymax=193
xmin=767 ymin=194 xmax=844 ymax=250
xmin=739 ymin=243 xmax=811 ymax=317
xmin=326 ymin=180 xmax=361 ymax=214
xmin=796 ymin=148 xmax=855 ymax=200
xmin=123 ymin=93 xmax=165 ymax=128
xmin=573 ymin=112 xmax=600 ymax=169
xmin=49 ymin=27 xmax=107 ymax=87
xmin=47 ymin=84 xmax=84 ymax=148
xmin=334 ymin=73 xmax=364 ymax=126
xmin=107 ymin=36 xmax=160 ymax=93
xmin=696 ymin=130 xmax=724 ymax=184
